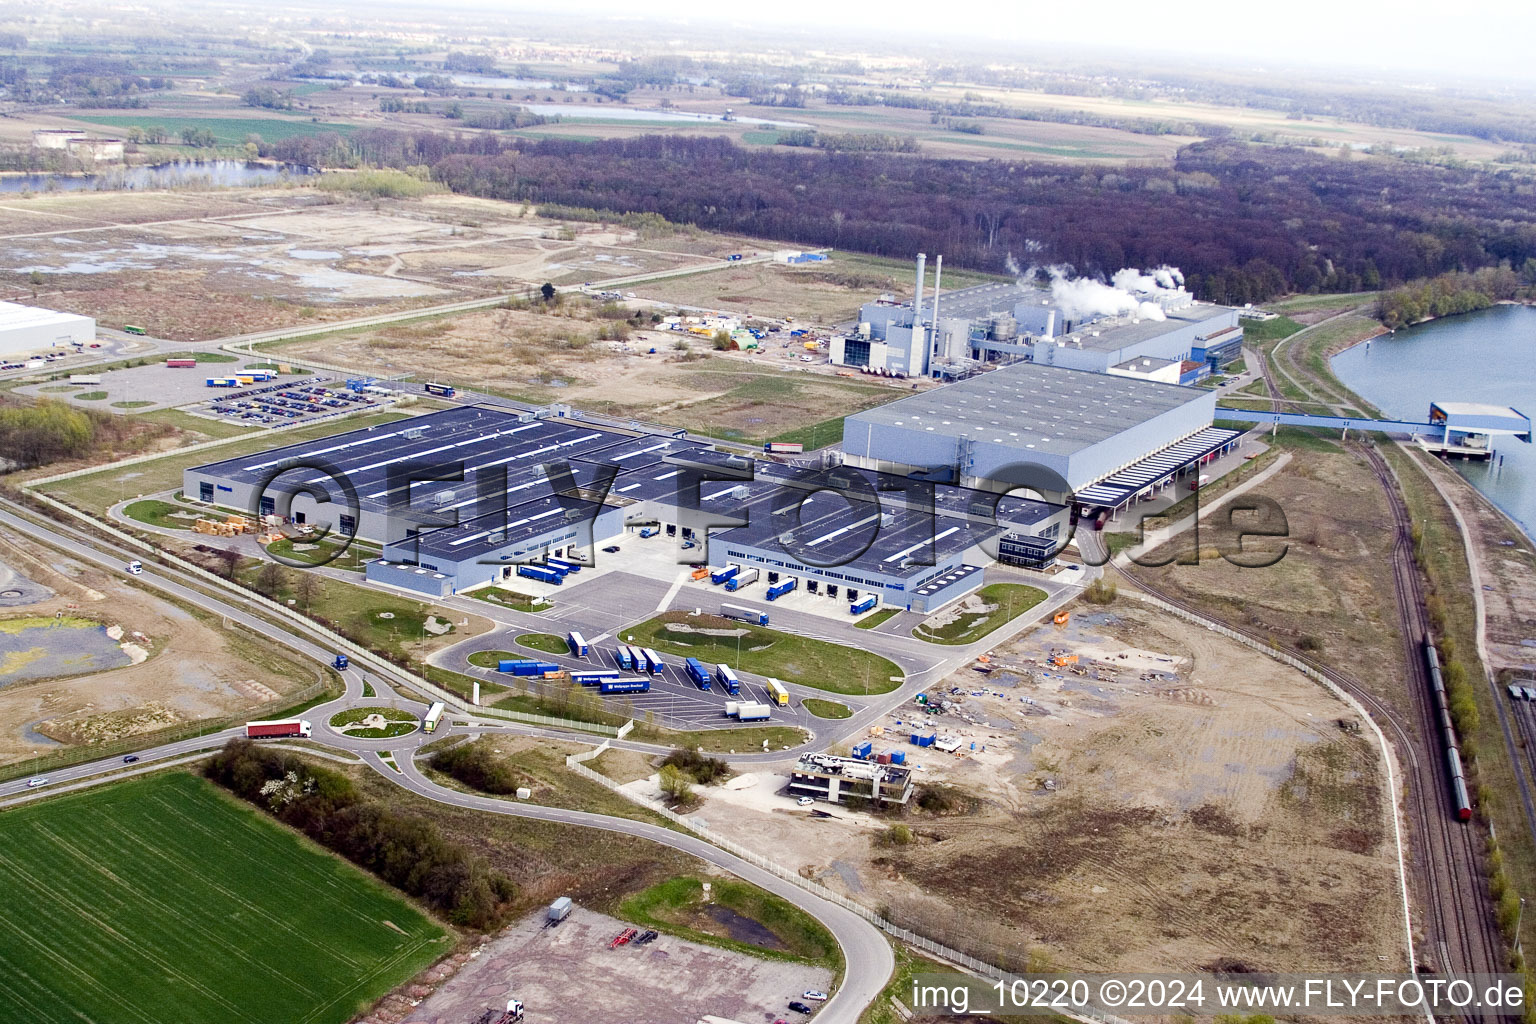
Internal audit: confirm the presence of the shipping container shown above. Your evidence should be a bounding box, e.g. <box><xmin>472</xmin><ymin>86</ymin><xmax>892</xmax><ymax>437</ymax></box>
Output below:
<box><xmin>709</xmin><ymin>564</ymin><xmax>741</xmax><ymax>585</ymax></box>
<box><xmin>852</xmin><ymin>740</ymin><xmax>873</xmax><ymax>759</ymax></box>
<box><xmin>690</xmin><ymin>567</ymin><xmax>711</xmax><ymax>581</ymax></box>
<box><xmin>567</xmin><ymin>631</ymin><xmax>588</xmax><ymax>657</ymax></box>
<box><xmin>715</xmin><ymin>664</ymin><xmax>741</xmax><ymax>696</ymax></box>
<box><xmin>600</xmin><ymin>678</ymin><xmax>651</xmax><ymax>694</ymax></box>
<box><xmin>724</xmin><ymin>567</ymin><xmax>759</xmax><ymax>592</ymax></box>
<box><xmin>548</xmin><ymin>896</ymin><xmax>573</xmax><ymax>923</ymax></box>
<box><xmin>890</xmin><ymin>750</ymin><xmax>907</xmax><ymax>764</ymax></box>
<box><xmin>910</xmin><ymin>733</ymin><xmax>936</xmax><ymax>747</ymax></box>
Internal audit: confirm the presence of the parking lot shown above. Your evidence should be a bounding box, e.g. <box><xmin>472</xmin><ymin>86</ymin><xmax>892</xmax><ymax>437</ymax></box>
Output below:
<box><xmin>192</xmin><ymin>376</ymin><xmax>393</xmax><ymax>425</ymax></box>
<box><xmin>401</xmin><ymin>905</ymin><xmax>833</xmax><ymax>1024</ymax></box>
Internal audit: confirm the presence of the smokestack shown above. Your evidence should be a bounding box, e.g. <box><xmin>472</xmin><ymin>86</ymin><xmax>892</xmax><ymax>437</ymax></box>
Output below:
<box><xmin>930</xmin><ymin>255</ymin><xmax>943</xmax><ymax>358</ymax></box>
<box><xmin>913</xmin><ymin>253</ymin><xmax>926</xmax><ymax>329</ymax></box>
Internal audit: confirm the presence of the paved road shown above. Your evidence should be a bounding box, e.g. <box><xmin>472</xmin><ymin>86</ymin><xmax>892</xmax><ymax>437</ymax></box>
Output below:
<box><xmin>0</xmin><ymin>497</ymin><xmax>895</xmax><ymax>1020</ymax></box>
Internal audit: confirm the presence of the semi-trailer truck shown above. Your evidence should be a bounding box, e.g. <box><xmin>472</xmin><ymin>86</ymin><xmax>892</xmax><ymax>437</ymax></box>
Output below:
<box><xmin>499</xmin><ymin>660</ymin><xmax>562</xmax><ymax>675</ymax></box>
<box><xmin>571</xmin><ymin>669</ymin><xmax>620</xmax><ymax>686</ymax></box>
<box><xmin>709</xmin><ymin>564</ymin><xmax>741</xmax><ymax>585</ymax></box>
<box><xmin>547</xmin><ymin>557</ymin><xmax>581</xmax><ymax>574</ymax></box>
<box><xmin>615</xmin><ymin>647</ymin><xmax>636</xmax><ymax>671</ymax></box>
<box><xmin>600</xmin><ymin>678</ymin><xmax>650</xmax><ymax>694</ymax></box>
<box><xmin>639</xmin><ymin>648</ymin><xmax>665</xmax><ymax>674</ymax></box>
<box><xmin>715</xmin><ymin>664</ymin><xmax>741</xmax><ymax>696</ymax></box>
<box><xmin>719</xmin><ymin>603</ymin><xmax>769</xmax><ymax>626</ymax></box>
<box><xmin>517</xmin><ymin>565</ymin><xmax>563</xmax><ymax>585</ymax></box>
<box><xmin>567</xmin><ymin>631</ymin><xmax>588</xmax><ymax>657</ymax></box>
<box><xmin>736</xmin><ymin>702</ymin><xmax>771</xmax><ymax>721</ymax></box>
<box><xmin>684</xmin><ymin>657</ymin><xmax>713</xmax><ymax>690</ymax></box>
<box><xmin>850</xmin><ymin>596</ymin><xmax>878</xmax><ymax>615</ymax></box>
<box><xmin>245</xmin><ymin>719</ymin><xmax>311</xmax><ymax>738</ymax></box>
<box><xmin>724</xmin><ymin>567</ymin><xmax>759</xmax><ymax>592</ymax></box>
<box><xmin>766</xmin><ymin>578</ymin><xmax>798</xmax><ymax>601</ymax></box>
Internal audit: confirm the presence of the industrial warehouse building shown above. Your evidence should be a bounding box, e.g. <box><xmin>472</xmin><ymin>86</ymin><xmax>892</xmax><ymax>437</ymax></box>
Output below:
<box><xmin>0</xmin><ymin>302</ymin><xmax>95</xmax><ymax>357</ymax></box>
<box><xmin>183</xmin><ymin>405</ymin><xmax>1071</xmax><ymax>610</ymax></box>
<box><xmin>840</xmin><ymin>361</ymin><xmax>1239</xmax><ymax>506</ymax></box>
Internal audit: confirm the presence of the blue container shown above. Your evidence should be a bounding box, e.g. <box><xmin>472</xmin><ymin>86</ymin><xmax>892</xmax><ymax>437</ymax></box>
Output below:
<box><xmin>890</xmin><ymin>750</ymin><xmax>906</xmax><ymax>765</ymax></box>
<box><xmin>852</xmin><ymin>740</ymin><xmax>873</xmax><ymax>759</ymax></box>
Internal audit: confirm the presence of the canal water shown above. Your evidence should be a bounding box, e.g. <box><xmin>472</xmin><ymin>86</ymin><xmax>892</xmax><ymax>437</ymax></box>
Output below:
<box><xmin>0</xmin><ymin>160</ymin><xmax>314</xmax><ymax>194</ymax></box>
<box><xmin>1331</xmin><ymin>303</ymin><xmax>1536</xmax><ymax>537</ymax></box>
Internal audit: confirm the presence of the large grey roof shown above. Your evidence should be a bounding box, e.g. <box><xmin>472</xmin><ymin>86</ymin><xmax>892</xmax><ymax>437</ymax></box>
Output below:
<box><xmin>1049</xmin><ymin>303</ymin><xmax>1234</xmax><ymax>352</ymax></box>
<box><xmin>845</xmin><ymin>362</ymin><xmax>1211</xmax><ymax>459</ymax></box>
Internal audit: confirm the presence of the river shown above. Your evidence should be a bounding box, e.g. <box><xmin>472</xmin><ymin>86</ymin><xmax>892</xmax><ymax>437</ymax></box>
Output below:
<box><xmin>0</xmin><ymin>160</ymin><xmax>314</xmax><ymax>194</ymax></box>
<box><xmin>1331</xmin><ymin>303</ymin><xmax>1536</xmax><ymax>537</ymax></box>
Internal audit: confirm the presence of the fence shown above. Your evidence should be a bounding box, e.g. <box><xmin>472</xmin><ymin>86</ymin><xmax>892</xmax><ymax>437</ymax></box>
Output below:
<box><xmin>563</xmin><ymin>746</ymin><xmax>1131</xmax><ymax>1024</ymax></box>
<box><xmin>15</xmin><ymin>490</ymin><xmax>617</xmax><ymax>738</ymax></box>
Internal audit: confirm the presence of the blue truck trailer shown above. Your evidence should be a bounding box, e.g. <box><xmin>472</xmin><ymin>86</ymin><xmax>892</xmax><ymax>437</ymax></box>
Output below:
<box><xmin>715</xmin><ymin>663</ymin><xmax>741</xmax><ymax>696</ymax></box>
<box><xmin>710</xmin><ymin>564</ymin><xmax>741</xmax><ymax>586</ymax></box>
<box><xmin>600</xmin><ymin>678</ymin><xmax>651</xmax><ymax>694</ymax></box>
<box><xmin>766</xmin><ymin>578</ymin><xmax>798</xmax><ymax>601</ymax></box>
<box><xmin>517</xmin><ymin>565</ymin><xmax>563</xmax><ymax>585</ymax></box>
<box><xmin>684</xmin><ymin>657</ymin><xmax>713</xmax><ymax>690</ymax></box>
<box><xmin>571</xmin><ymin>669</ymin><xmax>620</xmax><ymax>686</ymax></box>
<box><xmin>547</xmin><ymin>557</ymin><xmax>581</xmax><ymax>574</ymax></box>
<box><xmin>850</xmin><ymin>596</ymin><xmax>878</xmax><ymax>615</ymax></box>
<box><xmin>499</xmin><ymin>660</ymin><xmax>561</xmax><ymax>675</ymax></box>
<box><xmin>719</xmin><ymin>603</ymin><xmax>769</xmax><ymax>626</ymax></box>
<box><xmin>567</xmin><ymin>631</ymin><xmax>588</xmax><ymax>657</ymax></box>
<box><xmin>615</xmin><ymin>647</ymin><xmax>635</xmax><ymax>671</ymax></box>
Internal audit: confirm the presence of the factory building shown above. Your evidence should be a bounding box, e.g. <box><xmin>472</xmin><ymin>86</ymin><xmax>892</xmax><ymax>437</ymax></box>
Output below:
<box><xmin>184</xmin><ymin>405</ymin><xmax>1070</xmax><ymax>609</ymax></box>
<box><xmin>0</xmin><ymin>302</ymin><xmax>96</xmax><ymax>358</ymax></box>
<box><xmin>829</xmin><ymin>254</ymin><xmax>1244</xmax><ymax>379</ymax></box>
<box><xmin>840</xmin><ymin>361</ymin><xmax>1238</xmax><ymax>510</ymax></box>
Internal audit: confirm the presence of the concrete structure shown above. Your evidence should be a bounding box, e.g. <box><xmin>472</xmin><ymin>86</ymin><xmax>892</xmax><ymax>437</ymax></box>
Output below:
<box><xmin>0</xmin><ymin>302</ymin><xmax>95</xmax><ymax>357</ymax></box>
<box><xmin>1109</xmin><ymin>355</ymin><xmax>1182</xmax><ymax>385</ymax></box>
<box><xmin>787</xmin><ymin>753</ymin><xmax>913</xmax><ymax>805</ymax></box>
<box><xmin>65</xmin><ymin>137</ymin><xmax>125</xmax><ymax>162</ymax></box>
<box><xmin>841</xmin><ymin>361</ymin><xmax>1227</xmax><ymax>504</ymax></box>
<box><xmin>32</xmin><ymin>129</ymin><xmax>87</xmax><ymax>150</ymax></box>
<box><xmin>185</xmin><ymin>405</ymin><xmax>1068</xmax><ymax>605</ymax></box>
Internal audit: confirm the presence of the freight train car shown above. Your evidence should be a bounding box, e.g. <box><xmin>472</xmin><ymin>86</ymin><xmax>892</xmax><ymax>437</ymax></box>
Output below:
<box><xmin>1425</xmin><ymin>636</ymin><xmax>1472</xmax><ymax>822</ymax></box>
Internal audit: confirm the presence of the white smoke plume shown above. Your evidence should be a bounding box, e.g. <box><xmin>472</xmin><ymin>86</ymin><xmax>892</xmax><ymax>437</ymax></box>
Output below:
<box><xmin>1039</xmin><ymin>264</ymin><xmax>1189</xmax><ymax>324</ymax></box>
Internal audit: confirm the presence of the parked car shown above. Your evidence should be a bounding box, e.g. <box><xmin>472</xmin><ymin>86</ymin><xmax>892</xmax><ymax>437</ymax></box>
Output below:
<box><xmin>788</xmin><ymin>1001</ymin><xmax>813</xmax><ymax>1014</ymax></box>
<box><xmin>803</xmin><ymin>991</ymin><xmax>828</xmax><ymax>1001</ymax></box>
<box><xmin>602</xmin><ymin>545</ymin><xmax>621</xmax><ymax>553</ymax></box>
<box><xmin>797</xmin><ymin>796</ymin><xmax>815</xmax><ymax>806</ymax></box>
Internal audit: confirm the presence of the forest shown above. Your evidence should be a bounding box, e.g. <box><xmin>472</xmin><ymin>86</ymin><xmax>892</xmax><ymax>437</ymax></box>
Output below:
<box><xmin>263</xmin><ymin>130</ymin><xmax>1536</xmax><ymax>305</ymax></box>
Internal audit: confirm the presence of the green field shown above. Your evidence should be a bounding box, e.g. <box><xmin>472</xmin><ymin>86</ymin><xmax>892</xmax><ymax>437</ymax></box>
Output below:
<box><xmin>911</xmin><ymin>583</ymin><xmax>1047</xmax><ymax>645</ymax></box>
<box><xmin>625</xmin><ymin>612</ymin><xmax>903</xmax><ymax>694</ymax></box>
<box><xmin>516</xmin><ymin>632</ymin><xmax>569</xmax><ymax>654</ymax></box>
<box><xmin>0</xmin><ymin>773</ymin><xmax>447</xmax><ymax>1024</ymax></box>
<box><xmin>66</xmin><ymin>114</ymin><xmax>360</xmax><ymax>145</ymax></box>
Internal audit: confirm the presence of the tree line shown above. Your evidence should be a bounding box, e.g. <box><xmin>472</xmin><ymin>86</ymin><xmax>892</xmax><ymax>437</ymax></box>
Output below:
<box><xmin>0</xmin><ymin>399</ymin><xmax>172</xmax><ymax>471</ymax></box>
<box><xmin>260</xmin><ymin>130</ymin><xmax>1536</xmax><ymax>305</ymax></box>
<box><xmin>1377</xmin><ymin>266</ymin><xmax>1536</xmax><ymax>329</ymax></box>
<box><xmin>204</xmin><ymin>740</ymin><xmax>517</xmax><ymax>929</ymax></box>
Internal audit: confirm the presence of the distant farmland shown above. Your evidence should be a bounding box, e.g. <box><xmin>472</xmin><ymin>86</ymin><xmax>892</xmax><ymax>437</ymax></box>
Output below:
<box><xmin>0</xmin><ymin>773</ymin><xmax>448</xmax><ymax>1024</ymax></box>
<box><xmin>65</xmin><ymin>115</ymin><xmax>358</xmax><ymax>145</ymax></box>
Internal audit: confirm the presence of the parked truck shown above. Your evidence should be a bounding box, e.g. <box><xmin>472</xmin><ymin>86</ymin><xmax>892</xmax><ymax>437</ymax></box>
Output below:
<box><xmin>715</xmin><ymin>663</ymin><xmax>741</xmax><ymax>696</ymax></box>
<box><xmin>724</xmin><ymin>567</ymin><xmax>759</xmax><ymax>592</ymax></box>
<box><xmin>517</xmin><ymin>564</ymin><xmax>563</xmax><ymax>585</ymax></box>
<box><xmin>720</xmin><ymin>603</ymin><xmax>769</xmax><ymax>626</ymax></box>
<box><xmin>850</xmin><ymin>596</ymin><xmax>878</xmax><ymax>615</ymax></box>
<box><xmin>547</xmin><ymin>896</ymin><xmax>572</xmax><ymax>924</ymax></box>
<box><xmin>709</xmin><ymin>564</ymin><xmax>741</xmax><ymax>586</ymax></box>
<box><xmin>499</xmin><ymin>660</ymin><xmax>562</xmax><ymax>676</ymax></box>
<box><xmin>600</xmin><ymin>678</ymin><xmax>651</xmax><ymax>694</ymax></box>
<box><xmin>736</xmin><ymin>702</ymin><xmax>771</xmax><ymax>721</ymax></box>
<box><xmin>766</xmin><ymin>578</ymin><xmax>798</xmax><ymax>601</ymax></box>
<box><xmin>684</xmin><ymin>657</ymin><xmax>713</xmax><ymax>690</ymax></box>
<box><xmin>245</xmin><ymin>719</ymin><xmax>311</xmax><ymax>739</ymax></box>
<box><xmin>638</xmin><ymin>527</ymin><xmax>658</xmax><ymax>538</ymax></box>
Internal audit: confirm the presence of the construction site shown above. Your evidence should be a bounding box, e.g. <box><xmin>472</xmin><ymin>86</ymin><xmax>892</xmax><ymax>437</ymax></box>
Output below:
<box><xmin>666</xmin><ymin>600</ymin><xmax>1405</xmax><ymax>975</ymax></box>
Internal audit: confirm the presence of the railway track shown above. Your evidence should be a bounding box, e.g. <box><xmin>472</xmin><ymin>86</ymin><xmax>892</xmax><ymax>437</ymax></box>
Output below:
<box><xmin>1117</xmin><ymin>444</ymin><xmax>1503</xmax><ymax>980</ymax></box>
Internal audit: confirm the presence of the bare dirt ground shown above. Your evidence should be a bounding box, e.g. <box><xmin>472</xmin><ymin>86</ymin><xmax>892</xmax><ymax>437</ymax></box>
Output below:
<box><xmin>689</xmin><ymin>603</ymin><xmax>1404</xmax><ymax>975</ymax></box>
<box><xmin>0</xmin><ymin>529</ymin><xmax>324</xmax><ymax>764</ymax></box>
<box><xmin>1129</xmin><ymin>436</ymin><xmax>1408</xmax><ymax>701</ymax></box>
<box><xmin>277</xmin><ymin>312</ymin><xmax>899</xmax><ymax>440</ymax></box>
<box><xmin>396</xmin><ymin>905</ymin><xmax>832</xmax><ymax>1024</ymax></box>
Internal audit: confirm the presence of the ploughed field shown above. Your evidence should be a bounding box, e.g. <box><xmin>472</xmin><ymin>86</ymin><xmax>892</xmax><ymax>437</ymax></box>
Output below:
<box><xmin>0</xmin><ymin>773</ymin><xmax>448</xmax><ymax>1024</ymax></box>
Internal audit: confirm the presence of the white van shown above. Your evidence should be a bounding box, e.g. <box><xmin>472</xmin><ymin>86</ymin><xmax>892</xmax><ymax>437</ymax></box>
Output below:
<box><xmin>126</xmin><ymin>561</ymin><xmax>143</xmax><ymax>575</ymax></box>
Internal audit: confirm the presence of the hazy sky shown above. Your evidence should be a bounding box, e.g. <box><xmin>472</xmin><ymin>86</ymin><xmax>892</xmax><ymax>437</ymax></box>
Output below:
<box><xmin>529</xmin><ymin>0</ymin><xmax>1536</xmax><ymax>83</ymax></box>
